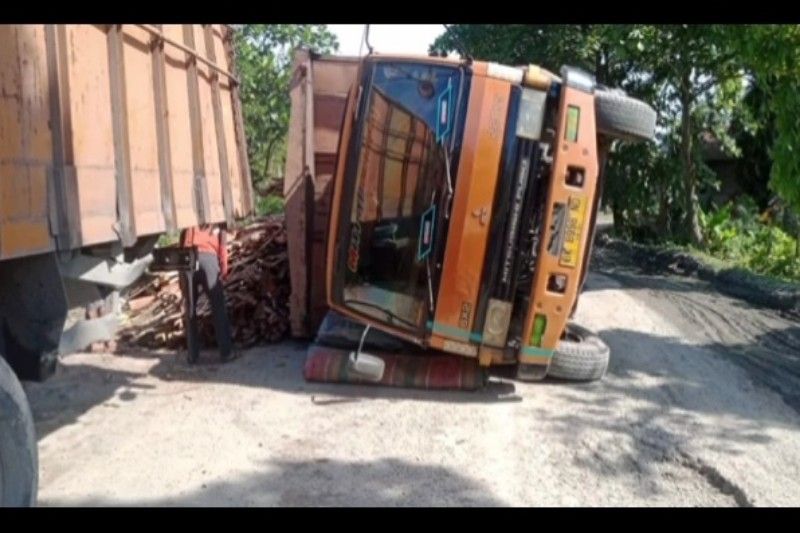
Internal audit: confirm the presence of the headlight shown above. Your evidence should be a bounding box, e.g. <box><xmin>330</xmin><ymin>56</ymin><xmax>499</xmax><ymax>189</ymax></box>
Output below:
<box><xmin>482</xmin><ymin>298</ymin><xmax>512</xmax><ymax>348</ymax></box>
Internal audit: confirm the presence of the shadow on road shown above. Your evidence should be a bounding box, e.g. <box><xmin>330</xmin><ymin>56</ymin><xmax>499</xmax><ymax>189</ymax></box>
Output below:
<box><xmin>41</xmin><ymin>456</ymin><xmax>506</xmax><ymax>506</ymax></box>
<box><xmin>144</xmin><ymin>341</ymin><xmax>522</xmax><ymax>405</ymax></box>
<box><xmin>24</xmin><ymin>341</ymin><xmax>522</xmax><ymax>441</ymax></box>
<box><xmin>24</xmin><ymin>362</ymin><xmax>155</xmax><ymax>440</ymax></box>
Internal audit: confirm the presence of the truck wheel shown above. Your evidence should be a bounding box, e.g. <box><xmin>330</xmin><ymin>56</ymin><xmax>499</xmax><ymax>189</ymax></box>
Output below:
<box><xmin>595</xmin><ymin>89</ymin><xmax>657</xmax><ymax>142</ymax></box>
<box><xmin>547</xmin><ymin>323</ymin><xmax>610</xmax><ymax>382</ymax></box>
<box><xmin>0</xmin><ymin>356</ymin><xmax>37</xmax><ymax>506</ymax></box>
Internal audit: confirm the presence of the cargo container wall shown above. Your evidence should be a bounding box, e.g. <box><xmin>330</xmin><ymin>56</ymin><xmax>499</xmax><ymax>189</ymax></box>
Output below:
<box><xmin>284</xmin><ymin>50</ymin><xmax>359</xmax><ymax>337</ymax></box>
<box><xmin>0</xmin><ymin>25</ymin><xmax>54</xmax><ymax>260</ymax></box>
<box><xmin>0</xmin><ymin>24</ymin><xmax>253</xmax><ymax>262</ymax></box>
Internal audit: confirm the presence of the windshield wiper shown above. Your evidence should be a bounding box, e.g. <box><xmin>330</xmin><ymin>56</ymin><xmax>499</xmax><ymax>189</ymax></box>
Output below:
<box><xmin>343</xmin><ymin>298</ymin><xmax>420</xmax><ymax>331</ymax></box>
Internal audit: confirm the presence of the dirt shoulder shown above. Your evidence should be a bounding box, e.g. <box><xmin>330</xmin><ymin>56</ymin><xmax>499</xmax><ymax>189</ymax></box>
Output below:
<box><xmin>594</xmin><ymin>234</ymin><xmax>800</xmax><ymax>313</ymax></box>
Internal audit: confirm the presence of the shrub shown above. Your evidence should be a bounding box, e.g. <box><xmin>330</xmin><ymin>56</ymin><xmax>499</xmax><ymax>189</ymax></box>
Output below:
<box><xmin>700</xmin><ymin>197</ymin><xmax>800</xmax><ymax>281</ymax></box>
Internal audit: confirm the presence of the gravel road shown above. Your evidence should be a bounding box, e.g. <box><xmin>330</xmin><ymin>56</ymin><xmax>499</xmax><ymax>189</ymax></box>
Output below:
<box><xmin>24</xmin><ymin>256</ymin><xmax>800</xmax><ymax>506</ymax></box>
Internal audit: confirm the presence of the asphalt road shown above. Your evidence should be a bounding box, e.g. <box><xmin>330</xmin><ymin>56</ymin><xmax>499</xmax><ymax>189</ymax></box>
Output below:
<box><xmin>24</xmin><ymin>260</ymin><xmax>800</xmax><ymax>506</ymax></box>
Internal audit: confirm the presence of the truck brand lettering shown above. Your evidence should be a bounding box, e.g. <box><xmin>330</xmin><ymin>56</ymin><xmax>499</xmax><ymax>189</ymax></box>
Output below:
<box><xmin>459</xmin><ymin>301</ymin><xmax>472</xmax><ymax>329</ymax></box>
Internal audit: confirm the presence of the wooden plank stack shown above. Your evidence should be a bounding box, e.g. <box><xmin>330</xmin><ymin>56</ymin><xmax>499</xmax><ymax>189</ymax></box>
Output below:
<box><xmin>117</xmin><ymin>215</ymin><xmax>290</xmax><ymax>350</ymax></box>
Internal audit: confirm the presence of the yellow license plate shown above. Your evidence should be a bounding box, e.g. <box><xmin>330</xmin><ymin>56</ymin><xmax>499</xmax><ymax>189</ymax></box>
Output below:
<box><xmin>560</xmin><ymin>196</ymin><xmax>587</xmax><ymax>268</ymax></box>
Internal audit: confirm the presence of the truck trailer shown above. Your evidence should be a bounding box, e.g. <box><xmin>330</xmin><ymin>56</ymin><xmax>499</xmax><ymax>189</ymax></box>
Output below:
<box><xmin>0</xmin><ymin>24</ymin><xmax>253</xmax><ymax>506</ymax></box>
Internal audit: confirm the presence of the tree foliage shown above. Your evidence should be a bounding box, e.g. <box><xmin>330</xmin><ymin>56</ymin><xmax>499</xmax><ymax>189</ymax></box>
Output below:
<box><xmin>730</xmin><ymin>25</ymin><xmax>800</xmax><ymax>214</ymax></box>
<box><xmin>233</xmin><ymin>25</ymin><xmax>338</xmax><ymax>187</ymax></box>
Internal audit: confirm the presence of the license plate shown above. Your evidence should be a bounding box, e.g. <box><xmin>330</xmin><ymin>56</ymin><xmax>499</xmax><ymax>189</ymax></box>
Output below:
<box><xmin>559</xmin><ymin>196</ymin><xmax>587</xmax><ymax>268</ymax></box>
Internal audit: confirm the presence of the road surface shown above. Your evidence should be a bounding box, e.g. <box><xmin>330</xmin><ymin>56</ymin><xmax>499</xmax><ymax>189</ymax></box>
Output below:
<box><xmin>24</xmin><ymin>255</ymin><xmax>800</xmax><ymax>506</ymax></box>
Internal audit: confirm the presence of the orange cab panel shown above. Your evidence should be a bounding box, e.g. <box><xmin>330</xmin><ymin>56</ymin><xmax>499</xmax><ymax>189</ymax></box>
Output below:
<box><xmin>430</xmin><ymin>75</ymin><xmax>510</xmax><ymax>347</ymax></box>
<box><xmin>519</xmin><ymin>83</ymin><xmax>599</xmax><ymax>366</ymax></box>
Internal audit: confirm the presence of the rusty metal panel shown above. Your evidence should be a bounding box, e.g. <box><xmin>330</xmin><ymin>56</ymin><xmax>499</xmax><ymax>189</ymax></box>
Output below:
<box><xmin>192</xmin><ymin>24</ymin><xmax>225</xmax><ymax>224</ymax></box>
<box><xmin>107</xmin><ymin>24</ymin><xmax>137</xmax><ymax>247</ymax></box>
<box><xmin>162</xmin><ymin>24</ymin><xmax>199</xmax><ymax>229</ymax></box>
<box><xmin>221</xmin><ymin>27</ymin><xmax>253</xmax><ymax>217</ymax></box>
<box><xmin>182</xmin><ymin>25</ymin><xmax>210</xmax><ymax>224</ymax></box>
<box><xmin>52</xmin><ymin>25</ymin><xmax>83</xmax><ymax>250</ymax></box>
<box><xmin>120</xmin><ymin>25</ymin><xmax>165</xmax><ymax>237</ymax></box>
<box><xmin>150</xmin><ymin>25</ymin><xmax>177</xmax><ymax>232</ymax></box>
<box><xmin>211</xmin><ymin>25</ymin><xmax>240</xmax><ymax>219</ymax></box>
<box><xmin>0</xmin><ymin>24</ymin><xmax>251</xmax><ymax>263</ymax></box>
<box><xmin>203</xmin><ymin>24</ymin><xmax>234</xmax><ymax>228</ymax></box>
<box><xmin>64</xmin><ymin>25</ymin><xmax>119</xmax><ymax>247</ymax></box>
<box><xmin>308</xmin><ymin>58</ymin><xmax>359</xmax><ymax>334</ymax></box>
<box><xmin>284</xmin><ymin>50</ymin><xmax>359</xmax><ymax>337</ymax></box>
<box><xmin>212</xmin><ymin>25</ymin><xmax>246</xmax><ymax>221</ymax></box>
<box><xmin>285</xmin><ymin>49</ymin><xmax>313</xmax><ymax>337</ymax></box>
<box><xmin>219</xmin><ymin>73</ymin><xmax>244</xmax><ymax>218</ymax></box>
<box><xmin>312</xmin><ymin>59</ymin><xmax>360</xmax><ymax>94</ymax></box>
<box><xmin>0</xmin><ymin>25</ymin><xmax>54</xmax><ymax>260</ymax></box>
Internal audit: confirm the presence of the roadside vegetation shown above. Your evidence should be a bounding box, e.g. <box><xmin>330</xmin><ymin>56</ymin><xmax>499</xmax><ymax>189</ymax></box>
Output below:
<box><xmin>232</xmin><ymin>25</ymin><xmax>339</xmax><ymax>216</ymax></box>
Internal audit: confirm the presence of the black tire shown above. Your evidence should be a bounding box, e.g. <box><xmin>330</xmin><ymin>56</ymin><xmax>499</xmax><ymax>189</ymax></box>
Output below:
<box><xmin>595</xmin><ymin>89</ymin><xmax>657</xmax><ymax>142</ymax></box>
<box><xmin>0</xmin><ymin>356</ymin><xmax>38</xmax><ymax>506</ymax></box>
<box><xmin>547</xmin><ymin>323</ymin><xmax>609</xmax><ymax>382</ymax></box>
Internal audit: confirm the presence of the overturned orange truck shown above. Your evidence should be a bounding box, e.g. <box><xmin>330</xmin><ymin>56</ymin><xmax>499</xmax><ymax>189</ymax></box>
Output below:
<box><xmin>285</xmin><ymin>50</ymin><xmax>655</xmax><ymax>384</ymax></box>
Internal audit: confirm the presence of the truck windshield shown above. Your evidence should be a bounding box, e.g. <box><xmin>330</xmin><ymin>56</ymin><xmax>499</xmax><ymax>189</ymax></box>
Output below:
<box><xmin>339</xmin><ymin>61</ymin><xmax>463</xmax><ymax>334</ymax></box>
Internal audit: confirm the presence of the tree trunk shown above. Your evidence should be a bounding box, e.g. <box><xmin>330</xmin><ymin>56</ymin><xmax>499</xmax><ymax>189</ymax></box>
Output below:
<box><xmin>656</xmin><ymin>181</ymin><xmax>671</xmax><ymax>238</ymax></box>
<box><xmin>680</xmin><ymin>74</ymin><xmax>704</xmax><ymax>247</ymax></box>
<box><xmin>262</xmin><ymin>136</ymin><xmax>278</xmax><ymax>187</ymax></box>
<box><xmin>796</xmin><ymin>227</ymin><xmax>800</xmax><ymax>260</ymax></box>
<box><xmin>595</xmin><ymin>48</ymin><xmax>607</xmax><ymax>86</ymax></box>
<box><xmin>611</xmin><ymin>199</ymin><xmax>626</xmax><ymax>237</ymax></box>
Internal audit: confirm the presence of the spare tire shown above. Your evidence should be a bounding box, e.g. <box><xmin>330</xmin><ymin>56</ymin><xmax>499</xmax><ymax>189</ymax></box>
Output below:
<box><xmin>0</xmin><ymin>356</ymin><xmax>37</xmax><ymax>506</ymax></box>
<box><xmin>547</xmin><ymin>323</ymin><xmax>610</xmax><ymax>381</ymax></box>
<box><xmin>595</xmin><ymin>89</ymin><xmax>657</xmax><ymax>142</ymax></box>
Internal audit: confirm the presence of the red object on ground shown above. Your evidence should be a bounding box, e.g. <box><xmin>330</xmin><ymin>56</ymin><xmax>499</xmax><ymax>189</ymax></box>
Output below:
<box><xmin>303</xmin><ymin>344</ymin><xmax>485</xmax><ymax>391</ymax></box>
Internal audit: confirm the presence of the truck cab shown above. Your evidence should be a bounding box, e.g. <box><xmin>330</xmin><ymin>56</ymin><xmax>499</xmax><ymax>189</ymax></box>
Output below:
<box><xmin>311</xmin><ymin>54</ymin><xmax>655</xmax><ymax>380</ymax></box>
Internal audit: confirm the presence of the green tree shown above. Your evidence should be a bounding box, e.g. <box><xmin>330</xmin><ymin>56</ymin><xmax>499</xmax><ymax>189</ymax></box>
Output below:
<box><xmin>233</xmin><ymin>25</ymin><xmax>338</xmax><ymax>189</ymax></box>
<box><xmin>432</xmin><ymin>25</ymin><xmax>629</xmax><ymax>86</ymax></box>
<box><xmin>732</xmin><ymin>25</ymin><xmax>800</xmax><ymax>216</ymax></box>
<box><xmin>617</xmin><ymin>25</ymin><xmax>746</xmax><ymax>246</ymax></box>
<box><xmin>732</xmin><ymin>80</ymin><xmax>776</xmax><ymax>209</ymax></box>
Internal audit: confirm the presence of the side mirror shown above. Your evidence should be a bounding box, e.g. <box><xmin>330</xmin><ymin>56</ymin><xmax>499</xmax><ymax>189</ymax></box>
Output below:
<box><xmin>347</xmin><ymin>350</ymin><xmax>385</xmax><ymax>382</ymax></box>
<box><xmin>346</xmin><ymin>324</ymin><xmax>386</xmax><ymax>382</ymax></box>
